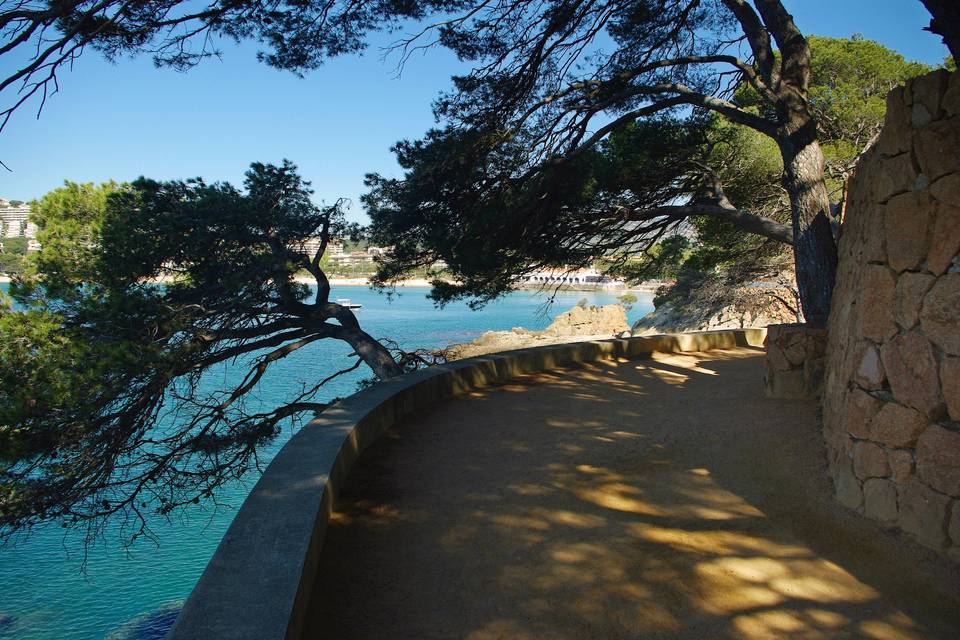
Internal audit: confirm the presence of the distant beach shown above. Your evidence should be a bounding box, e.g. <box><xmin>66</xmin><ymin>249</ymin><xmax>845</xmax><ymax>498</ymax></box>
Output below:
<box><xmin>0</xmin><ymin>273</ymin><xmax>659</xmax><ymax>292</ymax></box>
<box><xmin>316</xmin><ymin>276</ymin><xmax>662</xmax><ymax>292</ymax></box>
<box><xmin>302</xmin><ymin>276</ymin><xmax>436</xmax><ymax>287</ymax></box>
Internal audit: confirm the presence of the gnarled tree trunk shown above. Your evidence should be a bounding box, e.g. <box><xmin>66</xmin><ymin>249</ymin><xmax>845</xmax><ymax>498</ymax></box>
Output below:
<box><xmin>778</xmin><ymin>121</ymin><xmax>838</xmax><ymax>328</ymax></box>
<box><xmin>324</xmin><ymin>304</ymin><xmax>405</xmax><ymax>379</ymax></box>
<box><xmin>339</xmin><ymin>326</ymin><xmax>405</xmax><ymax>379</ymax></box>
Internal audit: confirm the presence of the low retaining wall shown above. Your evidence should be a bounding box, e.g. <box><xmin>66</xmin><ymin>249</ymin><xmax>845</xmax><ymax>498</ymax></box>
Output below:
<box><xmin>764</xmin><ymin>324</ymin><xmax>828</xmax><ymax>399</ymax></box>
<box><xmin>168</xmin><ymin>329</ymin><xmax>765</xmax><ymax>640</ymax></box>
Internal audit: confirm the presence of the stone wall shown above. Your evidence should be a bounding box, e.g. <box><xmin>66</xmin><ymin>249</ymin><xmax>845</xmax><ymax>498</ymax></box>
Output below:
<box><xmin>764</xmin><ymin>324</ymin><xmax>827</xmax><ymax>399</ymax></box>
<box><xmin>823</xmin><ymin>69</ymin><xmax>960</xmax><ymax>560</ymax></box>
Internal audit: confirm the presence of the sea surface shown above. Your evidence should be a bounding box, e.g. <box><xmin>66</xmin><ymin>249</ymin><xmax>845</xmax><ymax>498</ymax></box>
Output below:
<box><xmin>0</xmin><ymin>284</ymin><xmax>653</xmax><ymax>639</ymax></box>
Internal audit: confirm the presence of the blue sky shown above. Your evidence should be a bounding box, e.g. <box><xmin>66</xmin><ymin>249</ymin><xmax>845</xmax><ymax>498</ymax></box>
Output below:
<box><xmin>0</xmin><ymin>0</ymin><xmax>949</xmax><ymax>223</ymax></box>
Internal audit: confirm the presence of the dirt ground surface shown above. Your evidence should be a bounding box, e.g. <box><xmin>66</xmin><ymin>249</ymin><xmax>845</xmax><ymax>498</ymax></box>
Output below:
<box><xmin>306</xmin><ymin>348</ymin><xmax>960</xmax><ymax>639</ymax></box>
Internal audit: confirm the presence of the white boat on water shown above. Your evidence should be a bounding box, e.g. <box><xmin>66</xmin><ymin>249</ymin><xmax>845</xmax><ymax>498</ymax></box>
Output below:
<box><xmin>335</xmin><ymin>297</ymin><xmax>362</xmax><ymax>309</ymax></box>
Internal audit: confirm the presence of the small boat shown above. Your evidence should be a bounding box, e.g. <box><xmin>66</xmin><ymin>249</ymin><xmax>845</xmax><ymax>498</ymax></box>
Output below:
<box><xmin>335</xmin><ymin>297</ymin><xmax>362</xmax><ymax>309</ymax></box>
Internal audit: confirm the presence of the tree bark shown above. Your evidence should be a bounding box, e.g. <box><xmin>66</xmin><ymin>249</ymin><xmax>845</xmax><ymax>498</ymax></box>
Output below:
<box><xmin>323</xmin><ymin>304</ymin><xmax>404</xmax><ymax>379</ymax></box>
<box><xmin>777</xmin><ymin>120</ymin><xmax>838</xmax><ymax>328</ymax></box>
<box><xmin>337</xmin><ymin>326</ymin><xmax>405</xmax><ymax>379</ymax></box>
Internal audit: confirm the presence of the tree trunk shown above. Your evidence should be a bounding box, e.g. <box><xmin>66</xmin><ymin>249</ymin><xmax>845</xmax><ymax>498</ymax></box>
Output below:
<box><xmin>338</xmin><ymin>326</ymin><xmax>405</xmax><ymax>379</ymax></box>
<box><xmin>778</xmin><ymin>121</ymin><xmax>838</xmax><ymax>328</ymax></box>
<box><xmin>323</xmin><ymin>303</ymin><xmax>404</xmax><ymax>379</ymax></box>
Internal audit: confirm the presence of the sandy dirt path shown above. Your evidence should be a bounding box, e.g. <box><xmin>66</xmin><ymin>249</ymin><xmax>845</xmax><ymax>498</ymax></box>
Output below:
<box><xmin>307</xmin><ymin>348</ymin><xmax>960</xmax><ymax>639</ymax></box>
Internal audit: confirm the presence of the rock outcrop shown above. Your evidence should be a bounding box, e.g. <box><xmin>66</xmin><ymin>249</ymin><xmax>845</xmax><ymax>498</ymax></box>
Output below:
<box><xmin>822</xmin><ymin>69</ymin><xmax>960</xmax><ymax>561</ymax></box>
<box><xmin>540</xmin><ymin>304</ymin><xmax>630</xmax><ymax>337</ymax></box>
<box><xmin>448</xmin><ymin>304</ymin><xmax>629</xmax><ymax>360</ymax></box>
<box><xmin>632</xmin><ymin>280</ymin><xmax>800</xmax><ymax>335</ymax></box>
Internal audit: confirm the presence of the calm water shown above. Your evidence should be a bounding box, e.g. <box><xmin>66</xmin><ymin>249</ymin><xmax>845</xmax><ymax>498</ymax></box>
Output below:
<box><xmin>0</xmin><ymin>284</ymin><xmax>652</xmax><ymax>639</ymax></box>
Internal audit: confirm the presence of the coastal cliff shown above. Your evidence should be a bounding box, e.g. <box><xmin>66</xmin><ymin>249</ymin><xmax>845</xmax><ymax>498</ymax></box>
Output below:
<box><xmin>631</xmin><ymin>277</ymin><xmax>801</xmax><ymax>335</ymax></box>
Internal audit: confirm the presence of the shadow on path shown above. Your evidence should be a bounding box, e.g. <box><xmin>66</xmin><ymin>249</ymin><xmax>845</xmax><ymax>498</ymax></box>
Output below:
<box><xmin>306</xmin><ymin>348</ymin><xmax>960</xmax><ymax>639</ymax></box>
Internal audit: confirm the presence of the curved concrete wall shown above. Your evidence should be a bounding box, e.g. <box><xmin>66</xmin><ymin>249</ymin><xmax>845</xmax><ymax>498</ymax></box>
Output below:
<box><xmin>168</xmin><ymin>329</ymin><xmax>765</xmax><ymax>640</ymax></box>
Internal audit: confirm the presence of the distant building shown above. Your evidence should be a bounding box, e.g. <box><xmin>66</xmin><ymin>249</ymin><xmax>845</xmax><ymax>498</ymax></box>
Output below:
<box><xmin>26</xmin><ymin>239</ymin><xmax>41</xmax><ymax>252</ymax></box>
<box><xmin>0</xmin><ymin>198</ymin><xmax>34</xmax><ymax>238</ymax></box>
<box><xmin>293</xmin><ymin>237</ymin><xmax>346</xmax><ymax>260</ymax></box>
<box><xmin>323</xmin><ymin>244</ymin><xmax>392</xmax><ymax>268</ymax></box>
<box><xmin>518</xmin><ymin>268</ymin><xmax>625</xmax><ymax>289</ymax></box>
<box><xmin>328</xmin><ymin>250</ymin><xmax>374</xmax><ymax>267</ymax></box>
<box><xmin>285</xmin><ymin>240</ymin><xmax>392</xmax><ymax>269</ymax></box>
<box><xmin>298</xmin><ymin>237</ymin><xmax>344</xmax><ymax>258</ymax></box>
<box><xmin>365</xmin><ymin>245</ymin><xmax>391</xmax><ymax>257</ymax></box>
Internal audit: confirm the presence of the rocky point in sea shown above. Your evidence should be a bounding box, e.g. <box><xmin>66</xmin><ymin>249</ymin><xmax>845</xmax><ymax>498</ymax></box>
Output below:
<box><xmin>446</xmin><ymin>303</ymin><xmax>631</xmax><ymax>359</ymax></box>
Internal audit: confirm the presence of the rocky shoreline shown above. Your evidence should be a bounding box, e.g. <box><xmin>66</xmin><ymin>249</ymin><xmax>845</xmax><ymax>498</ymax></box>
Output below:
<box><xmin>446</xmin><ymin>304</ymin><xmax>632</xmax><ymax>360</ymax></box>
<box><xmin>445</xmin><ymin>293</ymin><xmax>791</xmax><ymax>361</ymax></box>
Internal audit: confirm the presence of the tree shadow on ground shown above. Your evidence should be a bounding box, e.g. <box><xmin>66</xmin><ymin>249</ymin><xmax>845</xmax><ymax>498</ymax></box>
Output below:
<box><xmin>306</xmin><ymin>348</ymin><xmax>960</xmax><ymax>639</ymax></box>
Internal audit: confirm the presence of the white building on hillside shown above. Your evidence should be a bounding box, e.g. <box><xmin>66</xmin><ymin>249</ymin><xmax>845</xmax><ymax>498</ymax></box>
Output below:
<box><xmin>299</xmin><ymin>237</ymin><xmax>345</xmax><ymax>258</ymax></box>
<box><xmin>519</xmin><ymin>268</ymin><xmax>625</xmax><ymax>289</ymax></box>
<box><xmin>0</xmin><ymin>198</ymin><xmax>34</xmax><ymax>238</ymax></box>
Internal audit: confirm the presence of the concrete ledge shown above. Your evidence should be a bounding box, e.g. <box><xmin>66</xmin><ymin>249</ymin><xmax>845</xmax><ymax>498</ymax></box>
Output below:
<box><xmin>167</xmin><ymin>328</ymin><xmax>766</xmax><ymax>640</ymax></box>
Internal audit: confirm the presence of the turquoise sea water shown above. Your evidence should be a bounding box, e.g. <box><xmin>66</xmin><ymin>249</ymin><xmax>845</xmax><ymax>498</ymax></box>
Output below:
<box><xmin>0</xmin><ymin>284</ymin><xmax>653</xmax><ymax>639</ymax></box>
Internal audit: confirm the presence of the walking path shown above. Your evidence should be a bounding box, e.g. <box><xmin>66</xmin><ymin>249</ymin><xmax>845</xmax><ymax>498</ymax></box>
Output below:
<box><xmin>307</xmin><ymin>347</ymin><xmax>960</xmax><ymax>639</ymax></box>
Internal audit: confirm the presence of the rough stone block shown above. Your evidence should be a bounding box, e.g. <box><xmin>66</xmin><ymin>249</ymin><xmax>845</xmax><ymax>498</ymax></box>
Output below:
<box><xmin>847</xmin><ymin>388</ymin><xmax>884</xmax><ymax>439</ymax></box>
<box><xmin>920</xmin><ymin>274</ymin><xmax>960</xmax><ymax>356</ymax></box>
<box><xmin>888</xmin><ymin>449</ymin><xmax>914</xmax><ymax>484</ymax></box>
<box><xmin>915</xmin><ymin>119</ymin><xmax>960</xmax><ymax>181</ymax></box>
<box><xmin>881</xmin><ymin>332</ymin><xmax>943</xmax><ymax>416</ymax></box>
<box><xmin>950</xmin><ymin>501</ymin><xmax>960</xmax><ymax>547</ymax></box>
<box><xmin>928</xmin><ymin>202</ymin><xmax>960</xmax><ymax>275</ymax></box>
<box><xmin>854</xmin><ymin>345</ymin><xmax>885</xmax><ymax>389</ymax></box>
<box><xmin>859</xmin><ymin>265</ymin><xmax>898</xmax><ymax>342</ymax></box>
<box><xmin>804</xmin><ymin>358</ymin><xmax>826</xmax><ymax>397</ymax></box>
<box><xmin>763</xmin><ymin>325</ymin><xmax>826</xmax><ymax>399</ymax></box>
<box><xmin>893</xmin><ymin>271</ymin><xmax>935</xmax><ymax>330</ymax></box>
<box><xmin>870</xmin><ymin>402</ymin><xmax>928</xmax><ymax>448</ymax></box>
<box><xmin>853</xmin><ymin>441</ymin><xmax>891</xmax><ymax>479</ymax></box>
<box><xmin>944</xmin><ymin>75</ymin><xmax>960</xmax><ymax>117</ymax></box>
<box><xmin>911</xmin><ymin>69</ymin><xmax>949</xmax><ymax>122</ymax></box>
<box><xmin>941</xmin><ymin>357</ymin><xmax>960</xmax><ymax>422</ymax></box>
<box><xmin>912</xmin><ymin>101</ymin><xmax>934</xmax><ymax>128</ymax></box>
<box><xmin>764</xmin><ymin>367</ymin><xmax>805</xmax><ymax>399</ymax></box>
<box><xmin>834</xmin><ymin>460</ymin><xmax>863</xmax><ymax>511</ymax></box>
<box><xmin>879</xmin><ymin>86</ymin><xmax>912</xmax><ymax>156</ymax></box>
<box><xmin>917</xmin><ymin>425</ymin><xmax>960</xmax><ymax>497</ymax></box>
<box><xmin>876</xmin><ymin>153</ymin><xmax>917</xmax><ymax>202</ymax></box>
<box><xmin>930</xmin><ymin>172</ymin><xmax>960</xmax><ymax>208</ymax></box>
<box><xmin>885</xmin><ymin>191</ymin><xmax>932</xmax><ymax>272</ymax></box>
<box><xmin>861</xmin><ymin>203</ymin><xmax>887</xmax><ymax>264</ymax></box>
<box><xmin>766</xmin><ymin>342</ymin><xmax>792</xmax><ymax>371</ymax></box>
<box><xmin>830</xmin><ymin>433</ymin><xmax>855</xmax><ymax>467</ymax></box>
<box><xmin>899</xmin><ymin>480</ymin><xmax>951</xmax><ymax>550</ymax></box>
<box><xmin>784</xmin><ymin>340</ymin><xmax>808</xmax><ymax>366</ymax></box>
<box><xmin>864</xmin><ymin>478</ymin><xmax>899</xmax><ymax>522</ymax></box>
